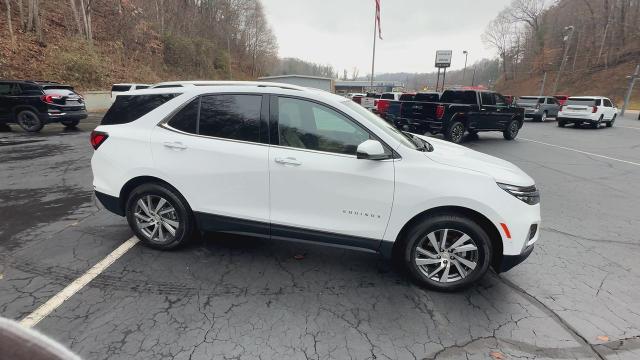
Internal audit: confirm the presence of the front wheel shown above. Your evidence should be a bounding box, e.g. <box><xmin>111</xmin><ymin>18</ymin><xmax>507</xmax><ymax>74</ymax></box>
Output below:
<box><xmin>503</xmin><ymin>119</ymin><xmax>520</xmax><ymax>140</ymax></box>
<box><xmin>401</xmin><ymin>213</ymin><xmax>492</xmax><ymax>292</ymax></box>
<box><xmin>126</xmin><ymin>183</ymin><xmax>194</xmax><ymax>250</ymax></box>
<box><xmin>61</xmin><ymin>119</ymin><xmax>80</xmax><ymax>128</ymax></box>
<box><xmin>16</xmin><ymin>110</ymin><xmax>44</xmax><ymax>132</ymax></box>
<box><xmin>445</xmin><ymin>121</ymin><xmax>466</xmax><ymax>144</ymax></box>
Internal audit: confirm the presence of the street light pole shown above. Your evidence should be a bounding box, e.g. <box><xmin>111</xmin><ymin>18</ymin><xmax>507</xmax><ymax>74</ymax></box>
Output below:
<box><xmin>621</xmin><ymin>64</ymin><xmax>639</xmax><ymax>117</ymax></box>
<box><xmin>552</xmin><ymin>26</ymin><xmax>574</xmax><ymax>95</ymax></box>
<box><xmin>462</xmin><ymin>51</ymin><xmax>468</xmax><ymax>84</ymax></box>
<box><xmin>471</xmin><ymin>66</ymin><xmax>476</xmax><ymax>87</ymax></box>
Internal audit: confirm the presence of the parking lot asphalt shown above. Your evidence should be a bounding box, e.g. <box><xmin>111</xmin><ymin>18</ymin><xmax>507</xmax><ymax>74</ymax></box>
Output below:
<box><xmin>1</xmin><ymin>112</ymin><xmax>639</xmax><ymax>360</ymax></box>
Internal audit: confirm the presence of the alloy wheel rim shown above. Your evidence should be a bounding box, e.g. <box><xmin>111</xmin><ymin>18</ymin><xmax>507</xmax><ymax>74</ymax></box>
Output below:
<box><xmin>19</xmin><ymin>113</ymin><xmax>39</xmax><ymax>130</ymax></box>
<box><xmin>134</xmin><ymin>195</ymin><xmax>179</xmax><ymax>244</ymax></box>
<box><xmin>542</xmin><ymin>113</ymin><xmax>546</xmax><ymax>122</ymax></box>
<box><xmin>510</xmin><ymin>122</ymin><xmax>518</xmax><ymax>136</ymax></box>
<box><xmin>414</xmin><ymin>229</ymin><xmax>479</xmax><ymax>283</ymax></box>
<box><xmin>452</xmin><ymin>125</ymin><xmax>464</xmax><ymax>142</ymax></box>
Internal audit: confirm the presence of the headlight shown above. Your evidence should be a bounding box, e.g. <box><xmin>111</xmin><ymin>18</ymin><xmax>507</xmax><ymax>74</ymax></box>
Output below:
<box><xmin>497</xmin><ymin>183</ymin><xmax>540</xmax><ymax>205</ymax></box>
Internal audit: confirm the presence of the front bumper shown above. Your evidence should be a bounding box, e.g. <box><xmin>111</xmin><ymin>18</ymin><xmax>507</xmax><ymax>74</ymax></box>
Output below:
<box><xmin>499</xmin><ymin>244</ymin><xmax>534</xmax><ymax>272</ymax></box>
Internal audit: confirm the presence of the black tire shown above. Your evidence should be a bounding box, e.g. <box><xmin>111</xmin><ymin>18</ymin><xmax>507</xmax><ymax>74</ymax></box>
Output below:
<box><xmin>125</xmin><ymin>183</ymin><xmax>194</xmax><ymax>250</ymax></box>
<box><xmin>445</xmin><ymin>121</ymin><xmax>465</xmax><ymax>144</ymax></box>
<box><xmin>540</xmin><ymin>111</ymin><xmax>548</xmax><ymax>122</ymax></box>
<box><xmin>557</xmin><ymin>120</ymin><xmax>566</xmax><ymax>127</ymax></box>
<box><xmin>61</xmin><ymin>119</ymin><xmax>80</xmax><ymax>128</ymax></box>
<box><xmin>16</xmin><ymin>110</ymin><xmax>44</xmax><ymax>132</ymax></box>
<box><xmin>401</xmin><ymin>213</ymin><xmax>492</xmax><ymax>292</ymax></box>
<box><xmin>606</xmin><ymin>115</ymin><xmax>616</xmax><ymax>127</ymax></box>
<box><xmin>503</xmin><ymin>119</ymin><xmax>520</xmax><ymax>140</ymax></box>
<box><xmin>591</xmin><ymin>115</ymin><xmax>603</xmax><ymax>129</ymax></box>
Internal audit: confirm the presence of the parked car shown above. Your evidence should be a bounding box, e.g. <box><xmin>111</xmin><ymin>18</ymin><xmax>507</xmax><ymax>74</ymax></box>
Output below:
<box><xmin>91</xmin><ymin>82</ymin><xmax>540</xmax><ymax>291</ymax></box>
<box><xmin>557</xmin><ymin>96</ymin><xmax>617</xmax><ymax>128</ymax></box>
<box><xmin>0</xmin><ymin>80</ymin><xmax>87</xmax><ymax>132</ymax></box>
<box><xmin>111</xmin><ymin>83</ymin><xmax>150</xmax><ymax>101</ymax></box>
<box><xmin>503</xmin><ymin>95</ymin><xmax>515</xmax><ymax>105</ymax></box>
<box><xmin>515</xmin><ymin>96</ymin><xmax>560</xmax><ymax>122</ymax></box>
<box><xmin>384</xmin><ymin>92</ymin><xmax>439</xmax><ymax>124</ymax></box>
<box><xmin>377</xmin><ymin>92</ymin><xmax>406</xmax><ymax>117</ymax></box>
<box><xmin>554</xmin><ymin>95</ymin><xmax>569</xmax><ymax>106</ymax></box>
<box><xmin>361</xmin><ymin>92</ymin><xmax>381</xmax><ymax>112</ymax></box>
<box><xmin>395</xmin><ymin>89</ymin><xmax>525</xmax><ymax>143</ymax></box>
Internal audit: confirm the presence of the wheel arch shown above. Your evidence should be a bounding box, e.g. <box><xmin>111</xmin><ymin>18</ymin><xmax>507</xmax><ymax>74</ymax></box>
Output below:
<box><xmin>388</xmin><ymin>205</ymin><xmax>503</xmax><ymax>271</ymax></box>
<box><xmin>119</xmin><ymin>175</ymin><xmax>192</xmax><ymax>216</ymax></box>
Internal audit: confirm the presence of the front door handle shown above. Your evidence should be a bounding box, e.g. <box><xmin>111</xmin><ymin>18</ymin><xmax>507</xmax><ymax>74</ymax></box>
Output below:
<box><xmin>163</xmin><ymin>141</ymin><xmax>187</xmax><ymax>150</ymax></box>
<box><xmin>274</xmin><ymin>157</ymin><xmax>302</xmax><ymax>166</ymax></box>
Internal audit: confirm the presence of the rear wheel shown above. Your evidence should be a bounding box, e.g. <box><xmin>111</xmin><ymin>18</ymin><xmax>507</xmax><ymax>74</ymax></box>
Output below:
<box><xmin>126</xmin><ymin>183</ymin><xmax>194</xmax><ymax>250</ymax></box>
<box><xmin>503</xmin><ymin>119</ymin><xmax>520</xmax><ymax>140</ymax></box>
<box><xmin>61</xmin><ymin>119</ymin><xmax>80</xmax><ymax>128</ymax></box>
<box><xmin>16</xmin><ymin>110</ymin><xmax>44</xmax><ymax>132</ymax></box>
<box><xmin>445</xmin><ymin>121</ymin><xmax>465</xmax><ymax>144</ymax></box>
<box><xmin>401</xmin><ymin>213</ymin><xmax>492</xmax><ymax>292</ymax></box>
<box><xmin>591</xmin><ymin>115</ymin><xmax>603</xmax><ymax>129</ymax></box>
<box><xmin>606</xmin><ymin>115</ymin><xmax>616</xmax><ymax>127</ymax></box>
<box><xmin>540</xmin><ymin>111</ymin><xmax>548</xmax><ymax>122</ymax></box>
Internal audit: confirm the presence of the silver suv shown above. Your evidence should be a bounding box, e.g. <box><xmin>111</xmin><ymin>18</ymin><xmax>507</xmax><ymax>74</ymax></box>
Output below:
<box><xmin>516</xmin><ymin>96</ymin><xmax>561</xmax><ymax>122</ymax></box>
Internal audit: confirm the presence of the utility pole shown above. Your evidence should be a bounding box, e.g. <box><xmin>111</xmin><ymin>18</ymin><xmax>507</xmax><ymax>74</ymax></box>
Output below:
<box><xmin>539</xmin><ymin>71</ymin><xmax>547</xmax><ymax>96</ymax></box>
<box><xmin>621</xmin><ymin>65</ymin><xmax>639</xmax><ymax>117</ymax></box>
<box><xmin>552</xmin><ymin>26</ymin><xmax>575</xmax><ymax>95</ymax></box>
<box><xmin>471</xmin><ymin>66</ymin><xmax>476</xmax><ymax>87</ymax></box>
<box><xmin>462</xmin><ymin>50</ymin><xmax>468</xmax><ymax>84</ymax></box>
<box><xmin>369</xmin><ymin>6</ymin><xmax>377</xmax><ymax>89</ymax></box>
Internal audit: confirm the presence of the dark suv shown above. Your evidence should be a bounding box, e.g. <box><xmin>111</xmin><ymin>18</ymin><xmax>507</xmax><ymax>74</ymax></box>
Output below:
<box><xmin>0</xmin><ymin>80</ymin><xmax>88</xmax><ymax>132</ymax></box>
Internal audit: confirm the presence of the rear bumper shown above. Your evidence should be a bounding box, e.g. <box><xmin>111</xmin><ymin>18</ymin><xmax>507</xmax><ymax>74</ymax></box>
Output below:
<box><xmin>499</xmin><ymin>245</ymin><xmax>534</xmax><ymax>273</ymax></box>
<box><xmin>557</xmin><ymin>116</ymin><xmax>597</xmax><ymax>124</ymax></box>
<box><xmin>46</xmin><ymin>109</ymin><xmax>88</xmax><ymax>123</ymax></box>
<box><xmin>94</xmin><ymin>191</ymin><xmax>124</xmax><ymax>216</ymax></box>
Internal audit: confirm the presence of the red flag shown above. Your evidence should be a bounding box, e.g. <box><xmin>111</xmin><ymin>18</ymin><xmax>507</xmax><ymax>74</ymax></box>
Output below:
<box><xmin>375</xmin><ymin>0</ymin><xmax>382</xmax><ymax>40</ymax></box>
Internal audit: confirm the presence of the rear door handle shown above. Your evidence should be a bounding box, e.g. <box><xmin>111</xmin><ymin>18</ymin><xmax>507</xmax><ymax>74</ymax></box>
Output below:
<box><xmin>274</xmin><ymin>157</ymin><xmax>302</xmax><ymax>166</ymax></box>
<box><xmin>163</xmin><ymin>141</ymin><xmax>187</xmax><ymax>150</ymax></box>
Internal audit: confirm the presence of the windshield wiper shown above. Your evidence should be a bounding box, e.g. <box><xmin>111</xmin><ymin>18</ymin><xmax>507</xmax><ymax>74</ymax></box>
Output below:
<box><xmin>403</xmin><ymin>132</ymin><xmax>433</xmax><ymax>152</ymax></box>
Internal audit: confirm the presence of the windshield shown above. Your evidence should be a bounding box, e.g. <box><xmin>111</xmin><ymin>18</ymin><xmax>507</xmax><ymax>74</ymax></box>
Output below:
<box><xmin>343</xmin><ymin>101</ymin><xmax>417</xmax><ymax>150</ymax></box>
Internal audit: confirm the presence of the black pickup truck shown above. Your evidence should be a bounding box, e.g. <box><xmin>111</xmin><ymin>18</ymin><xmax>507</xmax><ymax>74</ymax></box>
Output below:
<box><xmin>391</xmin><ymin>89</ymin><xmax>525</xmax><ymax>143</ymax></box>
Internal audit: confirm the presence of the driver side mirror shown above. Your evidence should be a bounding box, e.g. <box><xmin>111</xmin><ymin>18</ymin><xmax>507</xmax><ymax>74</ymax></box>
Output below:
<box><xmin>356</xmin><ymin>140</ymin><xmax>390</xmax><ymax>160</ymax></box>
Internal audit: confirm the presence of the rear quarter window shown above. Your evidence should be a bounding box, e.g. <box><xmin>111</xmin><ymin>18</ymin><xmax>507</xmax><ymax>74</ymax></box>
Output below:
<box><xmin>101</xmin><ymin>94</ymin><xmax>180</xmax><ymax>125</ymax></box>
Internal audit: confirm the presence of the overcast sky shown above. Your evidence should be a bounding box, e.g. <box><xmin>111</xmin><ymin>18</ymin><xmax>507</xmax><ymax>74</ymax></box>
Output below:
<box><xmin>262</xmin><ymin>0</ymin><xmax>511</xmax><ymax>75</ymax></box>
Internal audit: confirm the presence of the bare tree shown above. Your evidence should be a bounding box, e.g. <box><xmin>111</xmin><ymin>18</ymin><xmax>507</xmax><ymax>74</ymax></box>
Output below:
<box><xmin>508</xmin><ymin>0</ymin><xmax>546</xmax><ymax>50</ymax></box>
<box><xmin>482</xmin><ymin>10</ymin><xmax>513</xmax><ymax>79</ymax></box>
<box><xmin>69</xmin><ymin>0</ymin><xmax>83</xmax><ymax>36</ymax></box>
<box><xmin>4</xmin><ymin>0</ymin><xmax>16</xmax><ymax>49</ymax></box>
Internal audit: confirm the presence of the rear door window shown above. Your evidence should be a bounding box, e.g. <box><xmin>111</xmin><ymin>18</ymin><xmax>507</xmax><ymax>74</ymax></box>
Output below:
<box><xmin>603</xmin><ymin>99</ymin><xmax>612</xmax><ymax>107</ymax></box>
<box><xmin>198</xmin><ymin>94</ymin><xmax>262</xmax><ymax>142</ymax></box>
<box><xmin>481</xmin><ymin>92</ymin><xmax>495</xmax><ymax>106</ymax></box>
<box><xmin>101</xmin><ymin>94</ymin><xmax>180</xmax><ymax>125</ymax></box>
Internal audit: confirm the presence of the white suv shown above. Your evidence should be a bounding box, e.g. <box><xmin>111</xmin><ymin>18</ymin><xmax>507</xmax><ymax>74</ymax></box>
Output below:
<box><xmin>557</xmin><ymin>96</ymin><xmax>618</xmax><ymax>128</ymax></box>
<box><xmin>91</xmin><ymin>82</ymin><xmax>541</xmax><ymax>291</ymax></box>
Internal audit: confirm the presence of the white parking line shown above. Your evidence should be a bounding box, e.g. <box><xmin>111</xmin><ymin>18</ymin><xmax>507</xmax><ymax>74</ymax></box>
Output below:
<box><xmin>520</xmin><ymin>138</ymin><xmax>640</xmax><ymax>167</ymax></box>
<box><xmin>20</xmin><ymin>236</ymin><xmax>139</xmax><ymax>328</ymax></box>
<box><xmin>615</xmin><ymin>125</ymin><xmax>640</xmax><ymax>130</ymax></box>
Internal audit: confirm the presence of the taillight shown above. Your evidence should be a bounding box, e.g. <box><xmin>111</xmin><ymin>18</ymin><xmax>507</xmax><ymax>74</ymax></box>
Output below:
<box><xmin>592</xmin><ymin>106</ymin><xmax>597</xmax><ymax>113</ymax></box>
<box><xmin>41</xmin><ymin>94</ymin><xmax>63</xmax><ymax>104</ymax></box>
<box><xmin>90</xmin><ymin>131</ymin><xmax>109</xmax><ymax>150</ymax></box>
<box><xmin>435</xmin><ymin>105</ymin><xmax>445</xmax><ymax>120</ymax></box>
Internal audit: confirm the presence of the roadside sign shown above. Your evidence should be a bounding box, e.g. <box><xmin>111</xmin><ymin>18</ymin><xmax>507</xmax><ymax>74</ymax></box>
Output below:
<box><xmin>435</xmin><ymin>50</ymin><xmax>452</xmax><ymax>68</ymax></box>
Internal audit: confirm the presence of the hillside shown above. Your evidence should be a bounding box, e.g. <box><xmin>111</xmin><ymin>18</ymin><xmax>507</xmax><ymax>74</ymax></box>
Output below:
<box><xmin>0</xmin><ymin>0</ymin><xmax>277</xmax><ymax>91</ymax></box>
<box><xmin>487</xmin><ymin>0</ymin><xmax>640</xmax><ymax>108</ymax></box>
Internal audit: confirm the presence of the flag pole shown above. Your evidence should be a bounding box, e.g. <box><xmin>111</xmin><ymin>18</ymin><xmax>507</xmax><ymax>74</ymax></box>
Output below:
<box><xmin>370</xmin><ymin>6</ymin><xmax>377</xmax><ymax>90</ymax></box>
